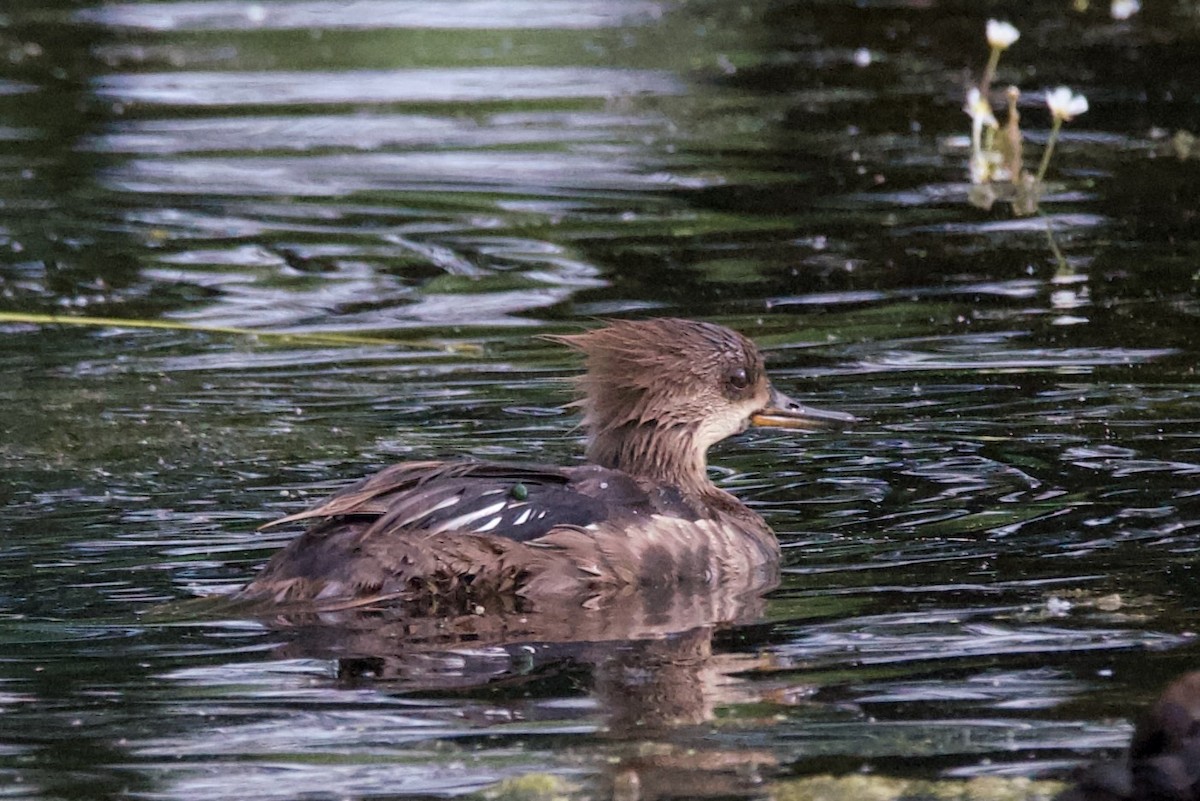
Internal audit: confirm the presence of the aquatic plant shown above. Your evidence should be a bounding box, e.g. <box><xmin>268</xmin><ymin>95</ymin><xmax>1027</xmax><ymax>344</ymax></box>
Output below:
<box><xmin>981</xmin><ymin>20</ymin><xmax>1019</xmax><ymax>92</ymax></box>
<box><xmin>963</xmin><ymin>20</ymin><xmax>1089</xmax><ymax>216</ymax></box>
<box><xmin>1037</xmin><ymin>86</ymin><xmax>1089</xmax><ymax>184</ymax></box>
<box><xmin>964</xmin><ymin>87</ymin><xmax>999</xmax><ymax>185</ymax></box>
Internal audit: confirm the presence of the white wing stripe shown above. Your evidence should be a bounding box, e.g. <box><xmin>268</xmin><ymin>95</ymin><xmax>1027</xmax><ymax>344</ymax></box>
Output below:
<box><xmin>394</xmin><ymin>493</ymin><xmax>463</xmax><ymax>528</ymax></box>
<box><xmin>430</xmin><ymin>500</ymin><xmax>509</xmax><ymax>533</ymax></box>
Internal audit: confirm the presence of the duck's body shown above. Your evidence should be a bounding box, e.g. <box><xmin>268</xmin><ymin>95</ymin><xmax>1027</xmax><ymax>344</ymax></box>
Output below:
<box><xmin>238</xmin><ymin>319</ymin><xmax>851</xmax><ymax>611</ymax></box>
<box><xmin>1058</xmin><ymin>671</ymin><xmax>1200</xmax><ymax>801</ymax></box>
<box><xmin>241</xmin><ymin>459</ymin><xmax>779</xmax><ymax>609</ymax></box>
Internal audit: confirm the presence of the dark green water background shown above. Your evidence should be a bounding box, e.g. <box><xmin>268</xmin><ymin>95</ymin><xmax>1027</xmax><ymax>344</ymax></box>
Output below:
<box><xmin>2</xmin><ymin>0</ymin><xmax>1200</xmax><ymax>798</ymax></box>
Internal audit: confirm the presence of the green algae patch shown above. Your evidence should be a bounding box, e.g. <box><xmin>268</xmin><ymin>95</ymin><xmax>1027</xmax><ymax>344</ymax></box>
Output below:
<box><xmin>476</xmin><ymin>773</ymin><xmax>577</xmax><ymax>801</ymax></box>
<box><xmin>772</xmin><ymin>774</ymin><xmax>1066</xmax><ymax>801</ymax></box>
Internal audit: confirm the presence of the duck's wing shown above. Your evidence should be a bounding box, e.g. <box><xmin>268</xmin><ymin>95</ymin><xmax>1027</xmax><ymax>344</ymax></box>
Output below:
<box><xmin>241</xmin><ymin>460</ymin><xmax>772</xmax><ymax>608</ymax></box>
<box><xmin>260</xmin><ymin>459</ymin><xmax>700</xmax><ymax>543</ymax></box>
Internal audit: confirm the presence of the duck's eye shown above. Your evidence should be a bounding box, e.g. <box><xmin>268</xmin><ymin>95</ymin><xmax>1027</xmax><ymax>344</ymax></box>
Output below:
<box><xmin>726</xmin><ymin>367</ymin><xmax>750</xmax><ymax>391</ymax></box>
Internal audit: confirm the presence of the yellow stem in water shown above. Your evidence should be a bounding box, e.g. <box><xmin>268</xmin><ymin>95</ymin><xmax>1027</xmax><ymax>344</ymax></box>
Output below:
<box><xmin>0</xmin><ymin>311</ymin><xmax>478</xmax><ymax>351</ymax></box>
<box><xmin>1042</xmin><ymin>214</ymin><xmax>1068</xmax><ymax>273</ymax></box>
<box><xmin>1035</xmin><ymin>117</ymin><xmax>1064</xmax><ymax>184</ymax></box>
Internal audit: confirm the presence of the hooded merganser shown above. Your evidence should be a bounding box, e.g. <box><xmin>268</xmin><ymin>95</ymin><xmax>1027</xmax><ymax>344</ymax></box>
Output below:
<box><xmin>237</xmin><ymin>318</ymin><xmax>853</xmax><ymax>610</ymax></box>
<box><xmin>1058</xmin><ymin>671</ymin><xmax>1200</xmax><ymax>801</ymax></box>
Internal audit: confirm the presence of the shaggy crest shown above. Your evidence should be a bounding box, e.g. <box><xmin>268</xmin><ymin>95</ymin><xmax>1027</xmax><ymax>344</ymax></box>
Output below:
<box><xmin>547</xmin><ymin>318</ymin><xmax>771</xmax><ymax>490</ymax></box>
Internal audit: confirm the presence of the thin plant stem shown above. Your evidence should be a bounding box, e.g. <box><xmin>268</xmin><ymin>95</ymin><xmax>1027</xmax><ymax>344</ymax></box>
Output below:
<box><xmin>980</xmin><ymin>46</ymin><xmax>1002</xmax><ymax>94</ymax></box>
<box><xmin>1035</xmin><ymin>118</ymin><xmax>1064</xmax><ymax>184</ymax></box>
<box><xmin>0</xmin><ymin>311</ymin><xmax>481</xmax><ymax>352</ymax></box>
<box><xmin>1042</xmin><ymin>214</ymin><xmax>1068</xmax><ymax>273</ymax></box>
<box><xmin>1003</xmin><ymin>87</ymin><xmax>1023</xmax><ymax>183</ymax></box>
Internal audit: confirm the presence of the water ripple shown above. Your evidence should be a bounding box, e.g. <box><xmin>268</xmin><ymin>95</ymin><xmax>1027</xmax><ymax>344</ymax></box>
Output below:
<box><xmin>777</xmin><ymin>612</ymin><xmax>1187</xmax><ymax>667</ymax></box>
<box><xmin>93</xmin><ymin>67</ymin><xmax>684</xmax><ymax>107</ymax></box>
<box><xmin>84</xmin><ymin>112</ymin><xmax>664</xmax><ymax>155</ymax></box>
<box><xmin>103</xmin><ymin>151</ymin><xmax>706</xmax><ymax>197</ymax></box>
<box><xmin>80</xmin><ymin>0</ymin><xmax>664</xmax><ymax>32</ymax></box>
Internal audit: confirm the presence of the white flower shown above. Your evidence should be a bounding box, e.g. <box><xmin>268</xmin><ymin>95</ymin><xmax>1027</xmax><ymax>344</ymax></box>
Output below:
<box><xmin>964</xmin><ymin>87</ymin><xmax>998</xmax><ymax>128</ymax></box>
<box><xmin>1045</xmin><ymin>86</ymin><xmax>1089</xmax><ymax>121</ymax></box>
<box><xmin>964</xmin><ymin>88</ymin><xmax>999</xmax><ymax>184</ymax></box>
<box><xmin>1111</xmin><ymin>0</ymin><xmax>1140</xmax><ymax>20</ymax></box>
<box><xmin>986</xmin><ymin>19</ymin><xmax>1020</xmax><ymax>49</ymax></box>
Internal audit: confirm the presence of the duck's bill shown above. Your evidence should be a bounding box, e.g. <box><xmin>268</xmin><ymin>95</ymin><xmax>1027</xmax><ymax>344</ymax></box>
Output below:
<box><xmin>750</xmin><ymin>386</ymin><xmax>856</xmax><ymax>431</ymax></box>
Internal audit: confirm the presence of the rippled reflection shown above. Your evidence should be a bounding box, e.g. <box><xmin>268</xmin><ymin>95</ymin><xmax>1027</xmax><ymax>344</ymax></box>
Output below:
<box><xmin>80</xmin><ymin>0</ymin><xmax>665</xmax><ymax>32</ymax></box>
<box><xmin>3</xmin><ymin>0</ymin><xmax>1200</xmax><ymax>798</ymax></box>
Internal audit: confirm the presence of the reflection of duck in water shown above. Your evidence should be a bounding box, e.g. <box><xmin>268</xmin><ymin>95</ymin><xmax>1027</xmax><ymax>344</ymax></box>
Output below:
<box><xmin>1061</xmin><ymin>671</ymin><xmax>1200</xmax><ymax>801</ymax></box>
<box><xmin>237</xmin><ymin>318</ymin><xmax>852</xmax><ymax>612</ymax></box>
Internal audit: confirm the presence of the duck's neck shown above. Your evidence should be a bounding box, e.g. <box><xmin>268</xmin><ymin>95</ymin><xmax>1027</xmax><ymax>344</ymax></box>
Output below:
<box><xmin>585</xmin><ymin>422</ymin><xmax>769</xmax><ymax>530</ymax></box>
<box><xmin>586</xmin><ymin>423</ymin><xmax>713</xmax><ymax>498</ymax></box>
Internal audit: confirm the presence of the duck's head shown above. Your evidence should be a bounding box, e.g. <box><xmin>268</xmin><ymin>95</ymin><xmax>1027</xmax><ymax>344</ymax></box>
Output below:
<box><xmin>549</xmin><ymin>318</ymin><xmax>853</xmax><ymax>493</ymax></box>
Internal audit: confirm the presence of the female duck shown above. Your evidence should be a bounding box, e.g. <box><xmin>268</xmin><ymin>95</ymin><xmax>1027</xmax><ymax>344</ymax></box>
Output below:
<box><xmin>238</xmin><ymin>318</ymin><xmax>852</xmax><ymax>610</ymax></box>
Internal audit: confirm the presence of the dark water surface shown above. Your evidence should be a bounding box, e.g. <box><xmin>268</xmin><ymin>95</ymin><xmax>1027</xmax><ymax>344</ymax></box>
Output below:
<box><xmin>3</xmin><ymin>0</ymin><xmax>1200</xmax><ymax>798</ymax></box>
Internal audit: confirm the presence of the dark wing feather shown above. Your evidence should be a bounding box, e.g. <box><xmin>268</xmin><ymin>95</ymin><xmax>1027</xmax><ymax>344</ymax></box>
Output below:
<box><xmin>239</xmin><ymin>459</ymin><xmax>713</xmax><ymax>607</ymax></box>
<box><xmin>260</xmin><ymin>459</ymin><xmax>701</xmax><ymax>543</ymax></box>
